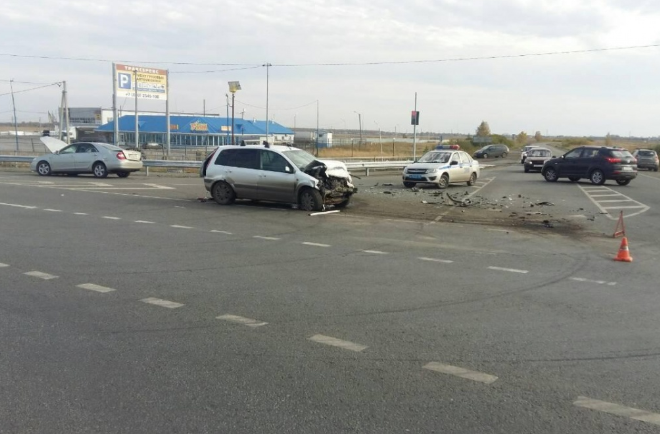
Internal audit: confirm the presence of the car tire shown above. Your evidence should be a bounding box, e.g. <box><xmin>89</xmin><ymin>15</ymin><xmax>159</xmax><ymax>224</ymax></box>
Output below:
<box><xmin>93</xmin><ymin>162</ymin><xmax>108</xmax><ymax>178</ymax></box>
<box><xmin>212</xmin><ymin>181</ymin><xmax>236</xmax><ymax>205</ymax></box>
<box><xmin>467</xmin><ymin>172</ymin><xmax>477</xmax><ymax>186</ymax></box>
<box><xmin>36</xmin><ymin>161</ymin><xmax>51</xmax><ymax>176</ymax></box>
<box><xmin>437</xmin><ymin>173</ymin><xmax>449</xmax><ymax>189</ymax></box>
<box><xmin>524</xmin><ymin>166</ymin><xmax>530</xmax><ymax>173</ymax></box>
<box><xmin>502</xmin><ymin>152</ymin><xmax>508</xmax><ymax>158</ymax></box>
<box><xmin>568</xmin><ymin>176</ymin><xmax>580</xmax><ymax>182</ymax></box>
<box><xmin>403</xmin><ymin>181</ymin><xmax>416</xmax><ymax>188</ymax></box>
<box><xmin>589</xmin><ymin>169</ymin><xmax>605</xmax><ymax>185</ymax></box>
<box><xmin>299</xmin><ymin>188</ymin><xmax>323</xmax><ymax>212</ymax></box>
<box><xmin>616</xmin><ymin>179</ymin><xmax>631</xmax><ymax>186</ymax></box>
<box><xmin>334</xmin><ymin>196</ymin><xmax>352</xmax><ymax>209</ymax></box>
<box><xmin>117</xmin><ymin>172</ymin><xmax>130</xmax><ymax>178</ymax></box>
<box><xmin>483</xmin><ymin>153</ymin><xmax>488</xmax><ymax>159</ymax></box>
<box><xmin>543</xmin><ymin>167</ymin><xmax>558</xmax><ymax>182</ymax></box>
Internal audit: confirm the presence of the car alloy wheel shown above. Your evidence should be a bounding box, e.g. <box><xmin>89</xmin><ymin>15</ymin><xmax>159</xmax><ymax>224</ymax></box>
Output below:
<box><xmin>299</xmin><ymin>188</ymin><xmax>323</xmax><ymax>211</ymax></box>
<box><xmin>212</xmin><ymin>181</ymin><xmax>236</xmax><ymax>205</ymax></box>
<box><xmin>438</xmin><ymin>173</ymin><xmax>449</xmax><ymax>189</ymax></box>
<box><xmin>589</xmin><ymin>169</ymin><xmax>605</xmax><ymax>185</ymax></box>
<box><xmin>37</xmin><ymin>161</ymin><xmax>51</xmax><ymax>176</ymax></box>
<box><xmin>467</xmin><ymin>172</ymin><xmax>477</xmax><ymax>186</ymax></box>
<box><xmin>93</xmin><ymin>162</ymin><xmax>108</xmax><ymax>178</ymax></box>
<box><xmin>543</xmin><ymin>167</ymin><xmax>558</xmax><ymax>182</ymax></box>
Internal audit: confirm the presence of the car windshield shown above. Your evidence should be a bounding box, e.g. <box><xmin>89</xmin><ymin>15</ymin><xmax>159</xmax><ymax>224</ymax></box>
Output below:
<box><xmin>418</xmin><ymin>151</ymin><xmax>451</xmax><ymax>163</ymax></box>
<box><xmin>529</xmin><ymin>149</ymin><xmax>550</xmax><ymax>157</ymax></box>
<box><xmin>281</xmin><ymin>149</ymin><xmax>317</xmax><ymax>169</ymax></box>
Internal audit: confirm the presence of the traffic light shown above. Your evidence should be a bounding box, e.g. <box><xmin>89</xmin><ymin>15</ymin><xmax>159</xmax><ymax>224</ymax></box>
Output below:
<box><xmin>411</xmin><ymin>111</ymin><xmax>420</xmax><ymax>126</ymax></box>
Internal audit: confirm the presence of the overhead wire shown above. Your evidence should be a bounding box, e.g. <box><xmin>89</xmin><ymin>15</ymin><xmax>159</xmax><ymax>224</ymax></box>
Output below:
<box><xmin>0</xmin><ymin>82</ymin><xmax>61</xmax><ymax>97</ymax></box>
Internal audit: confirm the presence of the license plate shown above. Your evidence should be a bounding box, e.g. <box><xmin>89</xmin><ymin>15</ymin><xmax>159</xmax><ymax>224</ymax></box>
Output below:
<box><xmin>409</xmin><ymin>174</ymin><xmax>422</xmax><ymax>179</ymax></box>
<box><xmin>622</xmin><ymin>166</ymin><xmax>633</xmax><ymax>171</ymax></box>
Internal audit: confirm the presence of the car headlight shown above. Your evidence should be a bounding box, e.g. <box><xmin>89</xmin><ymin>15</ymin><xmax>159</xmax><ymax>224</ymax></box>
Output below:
<box><xmin>425</xmin><ymin>168</ymin><xmax>437</xmax><ymax>174</ymax></box>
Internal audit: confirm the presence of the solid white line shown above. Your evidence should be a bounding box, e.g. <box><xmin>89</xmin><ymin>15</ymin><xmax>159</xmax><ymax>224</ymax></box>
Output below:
<box><xmin>418</xmin><ymin>257</ymin><xmax>454</xmax><ymax>264</ymax></box>
<box><xmin>24</xmin><ymin>271</ymin><xmax>58</xmax><ymax>280</ymax></box>
<box><xmin>102</xmin><ymin>216</ymin><xmax>121</xmax><ymax>220</ymax></box>
<box><xmin>77</xmin><ymin>283</ymin><xmax>116</xmax><ymax>293</ymax></box>
<box><xmin>140</xmin><ymin>297</ymin><xmax>184</xmax><ymax>309</ymax></box>
<box><xmin>301</xmin><ymin>242</ymin><xmax>331</xmax><ymax>247</ymax></box>
<box><xmin>588</xmin><ymin>193</ymin><xmax>623</xmax><ymax>197</ymax></box>
<box><xmin>135</xmin><ymin>220</ymin><xmax>155</xmax><ymax>224</ymax></box>
<box><xmin>170</xmin><ymin>225</ymin><xmax>193</xmax><ymax>229</ymax></box>
<box><xmin>574</xmin><ymin>396</ymin><xmax>660</xmax><ymax>426</ymax></box>
<box><xmin>0</xmin><ymin>202</ymin><xmax>37</xmax><ymax>209</ymax></box>
<box><xmin>602</xmin><ymin>205</ymin><xmax>647</xmax><ymax>209</ymax></box>
<box><xmin>362</xmin><ymin>250</ymin><xmax>388</xmax><ymax>254</ymax></box>
<box><xmin>569</xmin><ymin>277</ymin><xmax>617</xmax><ymax>286</ymax></box>
<box><xmin>597</xmin><ymin>199</ymin><xmax>635</xmax><ymax>203</ymax></box>
<box><xmin>211</xmin><ymin>230</ymin><xmax>232</xmax><ymax>234</ymax></box>
<box><xmin>308</xmin><ymin>334</ymin><xmax>368</xmax><ymax>352</ymax></box>
<box><xmin>0</xmin><ymin>263</ymin><xmax>8</xmax><ymax>268</ymax></box>
<box><xmin>423</xmin><ymin>362</ymin><xmax>498</xmax><ymax>384</ymax></box>
<box><xmin>74</xmin><ymin>212</ymin><xmax>88</xmax><ymax>215</ymax></box>
<box><xmin>253</xmin><ymin>236</ymin><xmax>281</xmax><ymax>241</ymax></box>
<box><xmin>488</xmin><ymin>266</ymin><xmax>528</xmax><ymax>274</ymax></box>
<box><xmin>43</xmin><ymin>209</ymin><xmax>62</xmax><ymax>212</ymax></box>
<box><xmin>216</xmin><ymin>314</ymin><xmax>268</xmax><ymax>328</ymax></box>
<box><xmin>143</xmin><ymin>183</ymin><xmax>175</xmax><ymax>190</ymax></box>
<box><xmin>90</xmin><ymin>182</ymin><xmax>112</xmax><ymax>187</ymax></box>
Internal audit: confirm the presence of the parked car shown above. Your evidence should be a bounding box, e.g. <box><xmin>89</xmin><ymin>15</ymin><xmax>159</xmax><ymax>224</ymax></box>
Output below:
<box><xmin>200</xmin><ymin>144</ymin><xmax>356</xmax><ymax>211</ymax></box>
<box><xmin>473</xmin><ymin>144</ymin><xmax>509</xmax><ymax>159</ymax></box>
<box><xmin>143</xmin><ymin>142</ymin><xmax>163</xmax><ymax>149</ymax></box>
<box><xmin>402</xmin><ymin>150</ymin><xmax>480</xmax><ymax>189</ymax></box>
<box><xmin>520</xmin><ymin>145</ymin><xmax>541</xmax><ymax>163</ymax></box>
<box><xmin>32</xmin><ymin>138</ymin><xmax>143</xmax><ymax>178</ymax></box>
<box><xmin>632</xmin><ymin>149</ymin><xmax>659</xmax><ymax>171</ymax></box>
<box><xmin>541</xmin><ymin>146</ymin><xmax>637</xmax><ymax>185</ymax></box>
<box><xmin>523</xmin><ymin>148</ymin><xmax>552</xmax><ymax>172</ymax></box>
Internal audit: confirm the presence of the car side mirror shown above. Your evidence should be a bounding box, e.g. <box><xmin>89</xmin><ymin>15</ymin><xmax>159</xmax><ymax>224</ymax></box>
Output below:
<box><xmin>560</xmin><ymin>155</ymin><xmax>565</xmax><ymax>159</ymax></box>
<box><xmin>54</xmin><ymin>150</ymin><xmax>59</xmax><ymax>154</ymax></box>
<box><xmin>285</xmin><ymin>165</ymin><xmax>292</xmax><ymax>173</ymax></box>
<box><xmin>450</xmin><ymin>161</ymin><xmax>458</xmax><ymax>166</ymax></box>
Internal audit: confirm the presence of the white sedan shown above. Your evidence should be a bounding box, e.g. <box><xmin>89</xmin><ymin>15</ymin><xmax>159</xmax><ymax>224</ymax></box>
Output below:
<box><xmin>31</xmin><ymin>138</ymin><xmax>143</xmax><ymax>178</ymax></box>
<box><xmin>402</xmin><ymin>150</ymin><xmax>480</xmax><ymax>189</ymax></box>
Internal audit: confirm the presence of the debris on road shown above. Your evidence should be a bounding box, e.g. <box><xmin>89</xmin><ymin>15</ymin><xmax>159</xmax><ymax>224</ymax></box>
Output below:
<box><xmin>309</xmin><ymin>210</ymin><xmax>341</xmax><ymax>216</ymax></box>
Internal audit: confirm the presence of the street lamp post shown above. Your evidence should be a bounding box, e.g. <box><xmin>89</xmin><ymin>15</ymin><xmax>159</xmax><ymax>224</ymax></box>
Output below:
<box><xmin>225</xmin><ymin>94</ymin><xmax>230</xmax><ymax>145</ymax></box>
<box><xmin>374</xmin><ymin>121</ymin><xmax>382</xmax><ymax>155</ymax></box>
<box><xmin>354</xmin><ymin>111</ymin><xmax>362</xmax><ymax>146</ymax></box>
<box><xmin>228</xmin><ymin>81</ymin><xmax>241</xmax><ymax>146</ymax></box>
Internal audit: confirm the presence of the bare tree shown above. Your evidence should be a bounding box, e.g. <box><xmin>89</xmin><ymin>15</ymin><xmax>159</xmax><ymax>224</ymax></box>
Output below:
<box><xmin>516</xmin><ymin>131</ymin><xmax>529</xmax><ymax>146</ymax></box>
<box><xmin>476</xmin><ymin>121</ymin><xmax>491</xmax><ymax>137</ymax></box>
<box><xmin>534</xmin><ymin>131</ymin><xmax>542</xmax><ymax>142</ymax></box>
<box><xmin>605</xmin><ymin>133</ymin><xmax>613</xmax><ymax>146</ymax></box>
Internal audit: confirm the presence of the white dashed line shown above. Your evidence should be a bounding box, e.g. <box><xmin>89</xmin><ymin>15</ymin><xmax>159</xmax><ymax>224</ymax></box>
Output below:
<box><xmin>170</xmin><ymin>225</ymin><xmax>193</xmax><ymax>229</ymax></box>
<box><xmin>569</xmin><ymin>277</ymin><xmax>617</xmax><ymax>286</ymax></box>
<box><xmin>102</xmin><ymin>216</ymin><xmax>121</xmax><ymax>220</ymax></box>
<box><xmin>253</xmin><ymin>236</ymin><xmax>281</xmax><ymax>241</ymax></box>
<box><xmin>301</xmin><ymin>242</ymin><xmax>331</xmax><ymax>248</ymax></box>
<box><xmin>24</xmin><ymin>271</ymin><xmax>58</xmax><ymax>280</ymax></box>
<box><xmin>90</xmin><ymin>182</ymin><xmax>112</xmax><ymax>187</ymax></box>
<box><xmin>135</xmin><ymin>220</ymin><xmax>155</xmax><ymax>224</ymax></box>
<box><xmin>143</xmin><ymin>183</ymin><xmax>175</xmax><ymax>190</ymax></box>
<box><xmin>423</xmin><ymin>362</ymin><xmax>498</xmax><ymax>384</ymax></box>
<box><xmin>488</xmin><ymin>266</ymin><xmax>528</xmax><ymax>274</ymax></box>
<box><xmin>0</xmin><ymin>202</ymin><xmax>37</xmax><ymax>209</ymax></box>
<box><xmin>574</xmin><ymin>396</ymin><xmax>660</xmax><ymax>426</ymax></box>
<box><xmin>211</xmin><ymin>230</ymin><xmax>232</xmax><ymax>234</ymax></box>
<box><xmin>77</xmin><ymin>283</ymin><xmax>116</xmax><ymax>293</ymax></box>
<box><xmin>362</xmin><ymin>250</ymin><xmax>388</xmax><ymax>254</ymax></box>
<box><xmin>308</xmin><ymin>334</ymin><xmax>368</xmax><ymax>352</ymax></box>
<box><xmin>418</xmin><ymin>257</ymin><xmax>454</xmax><ymax>264</ymax></box>
<box><xmin>140</xmin><ymin>297</ymin><xmax>184</xmax><ymax>309</ymax></box>
<box><xmin>216</xmin><ymin>314</ymin><xmax>268</xmax><ymax>328</ymax></box>
<box><xmin>43</xmin><ymin>209</ymin><xmax>62</xmax><ymax>212</ymax></box>
<box><xmin>0</xmin><ymin>263</ymin><xmax>9</xmax><ymax>268</ymax></box>
<box><xmin>74</xmin><ymin>212</ymin><xmax>88</xmax><ymax>216</ymax></box>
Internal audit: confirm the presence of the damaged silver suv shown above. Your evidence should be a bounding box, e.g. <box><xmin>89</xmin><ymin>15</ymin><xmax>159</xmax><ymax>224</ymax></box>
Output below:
<box><xmin>200</xmin><ymin>144</ymin><xmax>357</xmax><ymax>211</ymax></box>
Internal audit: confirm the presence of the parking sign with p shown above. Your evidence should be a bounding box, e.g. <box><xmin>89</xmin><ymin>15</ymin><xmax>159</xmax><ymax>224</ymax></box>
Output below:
<box><xmin>118</xmin><ymin>73</ymin><xmax>132</xmax><ymax>90</ymax></box>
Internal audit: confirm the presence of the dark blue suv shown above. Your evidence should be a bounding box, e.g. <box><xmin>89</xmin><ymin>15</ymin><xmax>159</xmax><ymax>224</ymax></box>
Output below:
<box><xmin>542</xmin><ymin>146</ymin><xmax>637</xmax><ymax>185</ymax></box>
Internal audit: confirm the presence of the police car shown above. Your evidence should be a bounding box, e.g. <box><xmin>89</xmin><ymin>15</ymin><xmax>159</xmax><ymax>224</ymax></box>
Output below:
<box><xmin>403</xmin><ymin>150</ymin><xmax>480</xmax><ymax>189</ymax></box>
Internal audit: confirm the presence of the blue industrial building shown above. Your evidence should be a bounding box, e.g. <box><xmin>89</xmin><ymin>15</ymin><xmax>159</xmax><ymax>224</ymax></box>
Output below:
<box><xmin>96</xmin><ymin>115</ymin><xmax>294</xmax><ymax>147</ymax></box>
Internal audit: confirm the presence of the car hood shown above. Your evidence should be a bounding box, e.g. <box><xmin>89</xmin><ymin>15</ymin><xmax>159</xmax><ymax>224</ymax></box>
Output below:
<box><xmin>40</xmin><ymin>136</ymin><xmax>69</xmax><ymax>153</ymax></box>
<box><xmin>316</xmin><ymin>159</ymin><xmax>350</xmax><ymax>179</ymax></box>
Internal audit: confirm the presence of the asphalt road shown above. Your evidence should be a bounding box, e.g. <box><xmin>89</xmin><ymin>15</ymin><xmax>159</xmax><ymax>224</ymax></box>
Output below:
<box><xmin>1</xmin><ymin>165</ymin><xmax>660</xmax><ymax>434</ymax></box>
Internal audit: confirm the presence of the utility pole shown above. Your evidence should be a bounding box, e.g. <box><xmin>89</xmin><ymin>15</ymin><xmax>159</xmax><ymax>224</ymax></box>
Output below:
<box><xmin>112</xmin><ymin>63</ymin><xmax>118</xmax><ymax>145</ymax></box>
<box><xmin>133</xmin><ymin>71</ymin><xmax>139</xmax><ymax>149</ymax></box>
<box><xmin>203</xmin><ymin>99</ymin><xmax>206</xmax><ymax>116</ymax></box>
<box><xmin>316</xmin><ymin>100</ymin><xmax>319</xmax><ymax>156</ymax></box>
<box><xmin>9</xmin><ymin>79</ymin><xmax>18</xmax><ymax>153</ymax></box>
<box><xmin>264</xmin><ymin>63</ymin><xmax>272</xmax><ymax>144</ymax></box>
<box><xmin>165</xmin><ymin>69</ymin><xmax>170</xmax><ymax>157</ymax></box>
<box><xmin>354</xmin><ymin>111</ymin><xmax>362</xmax><ymax>146</ymax></box>
<box><xmin>63</xmin><ymin>81</ymin><xmax>70</xmax><ymax>144</ymax></box>
<box><xmin>225</xmin><ymin>94</ymin><xmax>230</xmax><ymax>145</ymax></box>
<box><xmin>413</xmin><ymin>92</ymin><xmax>418</xmax><ymax>160</ymax></box>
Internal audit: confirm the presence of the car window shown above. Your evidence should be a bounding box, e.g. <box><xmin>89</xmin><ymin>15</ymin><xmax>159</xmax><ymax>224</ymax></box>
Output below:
<box><xmin>607</xmin><ymin>150</ymin><xmax>634</xmax><ymax>158</ymax></box>
<box><xmin>450</xmin><ymin>153</ymin><xmax>460</xmax><ymax>164</ymax></box>
<box><xmin>59</xmin><ymin>145</ymin><xmax>78</xmax><ymax>154</ymax></box>
<box><xmin>76</xmin><ymin>144</ymin><xmax>97</xmax><ymax>153</ymax></box>
<box><xmin>581</xmin><ymin>148</ymin><xmax>599</xmax><ymax>158</ymax></box>
<box><xmin>639</xmin><ymin>150</ymin><xmax>656</xmax><ymax>157</ymax></box>
<box><xmin>459</xmin><ymin>152</ymin><xmax>470</xmax><ymax>164</ymax></box>
<box><xmin>564</xmin><ymin>148</ymin><xmax>583</xmax><ymax>159</ymax></box>
<box><xmin>260</xmin><ymin>150</ymin><xmax>291</xmax><ymax>173</ymax></box>
<box><xmin>216</xmin><ymin>149</ymin><xmax>259</xmax><ymax>169</ymax></box>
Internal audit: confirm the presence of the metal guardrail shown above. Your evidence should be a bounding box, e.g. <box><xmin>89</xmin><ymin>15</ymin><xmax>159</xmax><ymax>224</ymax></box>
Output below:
<box><xmin>0</xmin><ymin>155</ymin><xmax>35</xmax><ymax>163</ymax></box>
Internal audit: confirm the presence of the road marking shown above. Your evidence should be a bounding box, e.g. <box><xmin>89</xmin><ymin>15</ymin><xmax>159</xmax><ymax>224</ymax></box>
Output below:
<box><xmin>0</xmin><ymin>202</ymin><xmax>37</xmax><ymax>209</ymax></box>
<box><xmin>170</xmin><ymin>225</ymin><xmax>193</xmax><ymax>229</ymax></box>
<box><xmin>77</xmin><ymin>283</ymin><xmax>116</xmax><ymax>293</ymax></box>
<box><xmin>43</xmin><ymin>209</ymin><xmax>62</xmax><ymax>212</ymax></box>
<box><xmin>253</xmin><ymin>236</ymin><xmax>281</xmax><ymax>241</ymax></box>
<box><xmin>418</xmin><ymin>257</ymin><xmax>454</xmax><ymax>264</ymax></box>
<box><xmin>602</xmin><ymin>205</ymin><xmax>648</xmax><ymax>209</ymax></box>
<box><xmin>308</xmin><ymin>334</ymin><xmax>368</xmax><ymax>352</ymax></box>
<box><xmin>362</xmin><ymin>250</ymin><xmax>388</xmax><ymax>254</ymax></box>
<box><xmin>24</xmin><ymin>271</ymin><xmax>58</xmax><ymax>280</ymax></box>
<box><xmin>135</xmin><ymin>220</ymin><xmax>155</xmax><ymax>224</ymax></box>
<box><xmin>102</xmin><ymin>216</ymin><xmax>121</xmax><ymax>220</ymax></box>
<box><xmin>143</xmin><ymin>183</ymin><xmax>175</xmax><ymax>190</ymax></box>
<box><xmin>216</xmin><ymin>314</ymin><xmax>268</xmax><ymax>328</ymax></box>
<box><xmin>211</xmin><ymin>230</ymin><xmax>232</xmax><ymax>234</ymax></box>
<box><xmin>423</xmin><ymin>362</ymin><xmax>498</xmax><ymax>384</ymax></box>
<box><xmin>597</xmin><ymin>199</ymin><xmax>634</xmax><ymax>203</ymax></box>
<box><xmin>301</xmin><ymin>242</ymin><xmax>331</xmax><ymax>247</ymax></box>
<box><xmin>90</xmin><ymin>182</ymin><xmax>112</xmax><ymax>187</ymax></box>
<box><xmin>577</xmin><ymin>184</ymin><xmax>649</xmax><ymax>220</ymax></box>
<box><xmin>488</xmin><ymin>266</ymin><xmax>528</xmax><ymax>274</ymax></box>
<box><xmin>74</xmin><ymin>212</ymin><xmax>88</xmax><ymax>215</ymax></box>
<box><xmin>487</xmin><ymin>229</ymin><xmax>510</xmax><ymax>232</ymax></box>
<box><xmin>140</xmin><ymin>297</ymin><xmax>184</xmax><ymax>309</ymax></box>
<box><xmin>573</xmin><ymin>396</ymin><xmax>660</xmax><ymax>426</ymax></box>
<box><xmin>0</xmin><ymin>263</ymin><xmax>9</xmax><ymax>267</ymax></box>
<box><xmin>37</xmin><ymin>181</ymin><xmax>54</xmax><ymax>184</ymax></box>
<box><xmin>569</xmin><ymin>277</ymin><xmax>617</xmax><ymax>286</ymax></box>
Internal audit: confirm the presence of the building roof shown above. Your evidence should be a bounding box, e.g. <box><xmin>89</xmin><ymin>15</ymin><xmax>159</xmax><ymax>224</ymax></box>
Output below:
<box><xmin>97</xmin><ymin>115</ymin><xmax>293</xmax><ymax>135</ymax></box>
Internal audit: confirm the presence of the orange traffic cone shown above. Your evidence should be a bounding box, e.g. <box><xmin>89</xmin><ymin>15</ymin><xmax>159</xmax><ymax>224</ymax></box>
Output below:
<box><xmin>614</xmin><ymin>237</ymin><xmax>633</xmax><ymax>262</ymax></box>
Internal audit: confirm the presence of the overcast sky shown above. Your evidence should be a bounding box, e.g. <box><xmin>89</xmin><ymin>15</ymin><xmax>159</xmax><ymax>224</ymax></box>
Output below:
<box><xmin>1</xmin><ymin>0</ymin><xmax>659</xmax><ymax>136</ymax></box>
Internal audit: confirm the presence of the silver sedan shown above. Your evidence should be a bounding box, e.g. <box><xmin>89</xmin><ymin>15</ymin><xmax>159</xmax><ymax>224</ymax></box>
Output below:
<box><xmin>31</xmin><ymin>142</ymin><xmax>143</xmax><ymax>178</ymax></box>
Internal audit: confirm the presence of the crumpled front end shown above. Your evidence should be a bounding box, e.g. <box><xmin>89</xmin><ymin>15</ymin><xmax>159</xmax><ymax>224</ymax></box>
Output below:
<box><xmin>304</xmin><ymin>160</ymin><xmax>357</xmax><ymax>205</ymax></box>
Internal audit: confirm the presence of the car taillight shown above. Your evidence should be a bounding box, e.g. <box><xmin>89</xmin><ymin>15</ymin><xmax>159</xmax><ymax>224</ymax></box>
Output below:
<box><xmin>117</xmin><ymin>151</ymin><xmax>126</xmax><ymax>160</ymax></box>
<box><xmin>605</xmin><ymin>157</ymin><xmax>621</xmax><ymax>163</ymax></box>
